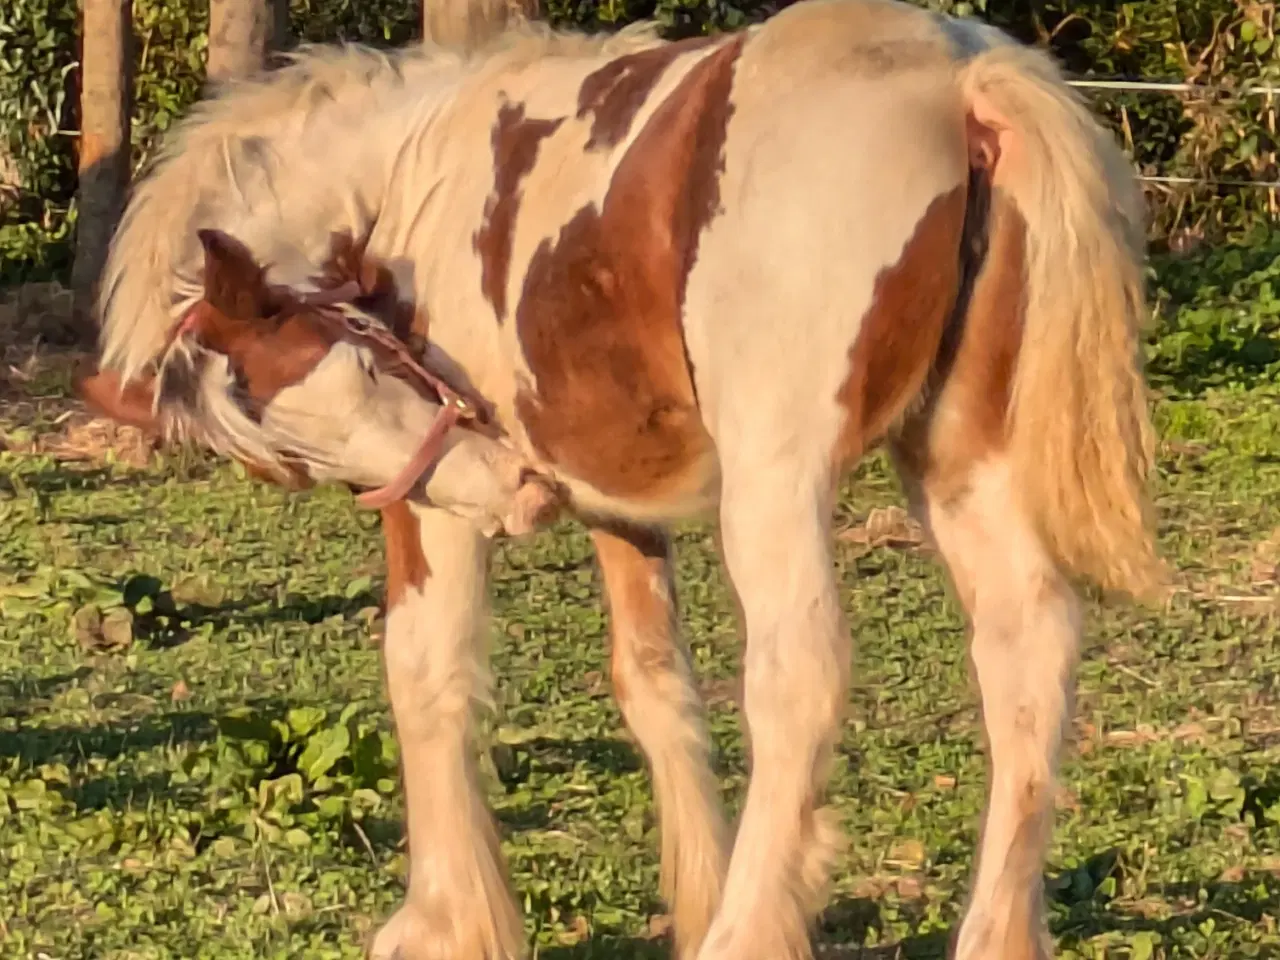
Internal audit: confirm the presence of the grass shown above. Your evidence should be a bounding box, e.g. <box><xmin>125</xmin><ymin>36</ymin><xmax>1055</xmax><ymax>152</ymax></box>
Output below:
<box><xmin>2</xmin><ymin>271</ymin><xmax>1280</xmax><ymax>959</ymax></box>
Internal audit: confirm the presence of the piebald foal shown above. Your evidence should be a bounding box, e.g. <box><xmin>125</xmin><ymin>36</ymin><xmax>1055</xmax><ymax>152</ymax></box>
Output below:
<box><xmin>87</xmin><ymin>2</ymin><xmax>1163</xmax><ymax>958</ymax></box>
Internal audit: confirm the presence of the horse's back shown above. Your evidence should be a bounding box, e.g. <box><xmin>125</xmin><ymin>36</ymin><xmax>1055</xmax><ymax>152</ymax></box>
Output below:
<box><xmin>446</xmin><ymin>0</ymin><xmax>977</xmax><ymax>519</ymax></box>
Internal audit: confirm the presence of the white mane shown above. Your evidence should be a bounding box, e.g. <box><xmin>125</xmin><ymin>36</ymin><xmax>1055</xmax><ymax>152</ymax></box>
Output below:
<box><xmin>96</xmin><ymin>21</ymin><xmax>665</xmax><ymax>385</ymax></box>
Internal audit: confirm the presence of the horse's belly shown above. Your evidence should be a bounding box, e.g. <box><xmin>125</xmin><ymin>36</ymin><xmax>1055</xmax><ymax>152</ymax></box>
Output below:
<box><xmin>513</xmin><ymin>371</ymin><xmax>721</xmax><ymax>524</ymax></box>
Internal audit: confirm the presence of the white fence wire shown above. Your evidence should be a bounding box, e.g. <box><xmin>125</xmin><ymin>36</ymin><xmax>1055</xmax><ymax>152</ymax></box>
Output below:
<box><xmin>1066</xmin><ymin>77</ymin><xmax>1280</xmax><ymax>191</ymax></box>
<box><xmin>1067</xmin><ymin>78</ymin><xmax>1280</xmax><ymax>97</ymax></box>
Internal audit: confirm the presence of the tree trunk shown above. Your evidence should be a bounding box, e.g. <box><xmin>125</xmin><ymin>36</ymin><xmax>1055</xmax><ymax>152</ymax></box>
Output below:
<box><xmin>207</xmin><ymin>0</ymin><xmax>290</xmax><ymax>83</ymax></box>
<box><xmin>271</xmin><ymin>0</ymin><xmax>291</xmax><ymax>58</ymax></box>
<box><xmin>72</xmin><ymin>0</ymin><xmax>133</xmax><ymax>333</ymax></box>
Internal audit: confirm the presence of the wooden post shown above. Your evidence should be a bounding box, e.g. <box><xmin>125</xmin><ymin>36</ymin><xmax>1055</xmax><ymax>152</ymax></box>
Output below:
<box><xmin>72</xmin><ymin>0</ymin><xmax>133</xmax><ymax>332</ymax></box>
<box><xmin>271</xmin><ymin>0</ymin><xmax>292</xmax><ymax>58</ymax></box>
<box><xmin>422</xmin><ymin>0</ymin><xmax>538</xmax><ymax>51</ymax></box>
<box><xmin>207</xmin><ymin>0</ymin><xmax>290</xmax><ymax>83</ymax></box>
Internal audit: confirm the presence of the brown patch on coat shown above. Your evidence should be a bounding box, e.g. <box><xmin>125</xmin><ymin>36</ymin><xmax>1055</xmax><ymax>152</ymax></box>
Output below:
<box><xmin>833</xmin><ymin>183</ymin><xmax>969</xmax><ymax>467</ymax></box>
<box><xmin>188</xmin><ymin>302</ymin><xmax>341</xmax><ymax>408</ymax></box>
<box><xmin>942</xmin><ymin>190</ymin><xmax>1026</xmax><ymax>449</ymax></box>
<box><xmin>590</xmin><ymin>523</ymin><xmax>676</xmax><ymax>707</ymax></box>
<box><xmin>513</xmin><ymin>36</ymin><xmax>745</xmax><ymax>503</ymax></box>
<box><xmin>181</xmin><ymin>230</ymin><xmax>341</xmax><ymax>408</ymax></box>
<box><xmin>315</xmin><ymin>230</ymin><xmax>384</xmax><ymax>298</ymax></box>
<box><xmin>576</xmin><ymin>36</ymin><xmax>716</xmax><ymax>151</ymax></box>
<box><xmin>200</xmin><ymin>230</ymin><xmax>278</xmax><ymax>328</ymax></box>
<box><xmin>892</xmin><ymin>186</ymin><xmax>1028</xmax><ymax>502</ymax></box>
<box><xmin>241</xmin><ymin>457</ymin><xmax>313</xmax><ymax>488</ymax></box>
<box><xmin>382</xmin><ymin>500</ymin><xmax>430</xmax><ymax>610</ymax></box>
<box><xmin>474</xmin><ymin>103</ymin><xmax>565</xmax><ymax>320</ymax></box>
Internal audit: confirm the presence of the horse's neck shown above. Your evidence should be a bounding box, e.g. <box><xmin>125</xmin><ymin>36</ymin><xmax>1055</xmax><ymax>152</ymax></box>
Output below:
<box><xmin>365</xmin><ymin>96</ymin><xmax>529</xmax><ymax>427</ymax></box>
<box><xmin>364</xmin><ymin>52</ymin><xmax>635</xmax><ymax>428</ymax></box>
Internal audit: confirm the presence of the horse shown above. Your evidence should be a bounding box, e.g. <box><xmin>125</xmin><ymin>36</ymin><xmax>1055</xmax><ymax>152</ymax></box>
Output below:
<box><xmin>83</xmin><ymin>0</ymin><xmax>1164</xmax><ymax>957</ymax></box>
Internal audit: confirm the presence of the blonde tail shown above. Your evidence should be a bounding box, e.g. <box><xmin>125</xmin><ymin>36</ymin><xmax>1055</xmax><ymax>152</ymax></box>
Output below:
<box><xmin>958</xmin><ymin>41</ymin><xmax>1164</xmax><ymax>600</ymax></box>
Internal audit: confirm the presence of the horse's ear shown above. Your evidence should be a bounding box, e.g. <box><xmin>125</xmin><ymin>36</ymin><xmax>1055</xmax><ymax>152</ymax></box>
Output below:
<box><xmin>321</xmin><ymin>228</ymin><xmax>393</xmax><ymax>299</ymax></box>
<box><xmin>198</xmin><ymin>229</ymin><xmax>273</xmax><ymax>321</ymax></box>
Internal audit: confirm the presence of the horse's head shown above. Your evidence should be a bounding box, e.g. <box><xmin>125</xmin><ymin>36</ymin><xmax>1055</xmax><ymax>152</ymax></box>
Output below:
<box><xmin>79</xmin><ymin>228</ymin><xmax>559</xmax><ymax>534</ymax></box>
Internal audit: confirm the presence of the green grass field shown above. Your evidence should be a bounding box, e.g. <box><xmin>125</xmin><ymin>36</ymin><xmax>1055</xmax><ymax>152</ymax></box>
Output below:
<box><xmin>2</xmin><ymin>252</ymin><xmax>1279</xmax><ymax>959</ymax></box>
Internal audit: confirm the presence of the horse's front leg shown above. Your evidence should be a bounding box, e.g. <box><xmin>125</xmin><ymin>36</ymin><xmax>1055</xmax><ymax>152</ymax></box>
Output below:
<box><xmin>368</xmin><ymin>501</ymin><xmax>524</xmax><ymax>960</ymax></box>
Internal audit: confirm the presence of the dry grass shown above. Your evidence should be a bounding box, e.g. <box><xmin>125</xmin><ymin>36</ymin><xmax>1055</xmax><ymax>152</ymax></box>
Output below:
<box><xmin>0</xmin><ymin>280</ymin><xmax>156</xmax><ymax>467</ymax></box>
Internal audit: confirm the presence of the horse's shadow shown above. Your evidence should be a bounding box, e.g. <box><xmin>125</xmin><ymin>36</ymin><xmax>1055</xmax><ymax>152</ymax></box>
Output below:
<box><xmin>1046</xmin><ymin>870</ymin><xmax>1280</xmax><ymax>948</ymax></box>
<box><xmin>183</xmin><ymin>585</ymin><xmax>386</xmax><ymax>631</ymax></box>
<box><xmin>518</xmin><ymin>735</ymin><xmax>646</xmax><ymax>778</ymax></box>
<box><xmin>533</xmin><ymin>864</ymin><xmax>1280</xmax><ymax>958</ymax></box>
<box><xmin>529</xmin><ymin>898</ymin><xmax>948</xmax><ymax>959</ymax></box>
<box><xmin>0</xmin><ymin>463</ymin><xmax>117</xmax><ymax>496</ymax></box>
<box><xmin>812</xmin><ymin>868</ymin><xmax>1279</xmax><ymax>958</ymax></box>
<box><xmin>0</xmin><ymin>666</ymin><xmax>94</xmax><ymax>710</ymax></box>
<box><xmin>57</xmin><ymin>583</ymin><xmax>391</xmax><ymax>651</ymax></box>
<box><xmin>536</xmin><ymin>938</ymin><xmax>669</xmax><ymax>960</ymax></box>
<box><xmin>0</xmin><ymin>708</ymin><xmax>219</xmax><ymax>768</ymax></box>
<box><xmin>0</xmin><ymin>459</ymin><xmax>219</xmax><ymax>499</ymax></box>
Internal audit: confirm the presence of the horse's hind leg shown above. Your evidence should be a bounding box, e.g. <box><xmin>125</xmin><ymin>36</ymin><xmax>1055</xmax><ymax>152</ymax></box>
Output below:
<box><xmin>592</xmin><ymin>523</ymin><xmax>730</xmax><ymax>958</ymax></box>
<box><xmin>369</xmin><ymin>503</ymin><xmax>524</xmax><ymax>960</ymax></box>
<box><xmin>696</xmin><ymin>451</ymin><xmax>850</xmax><ymax>960</ymax></box>
<box><xmin>894</xmin><ymin>447</ymin><xmax>1079</xmax><ymax>960</ymax></box>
